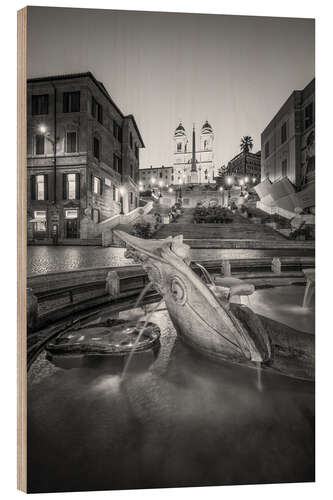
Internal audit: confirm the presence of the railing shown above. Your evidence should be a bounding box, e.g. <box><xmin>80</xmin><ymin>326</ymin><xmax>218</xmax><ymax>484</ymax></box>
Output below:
<box><xmin>256</xmin><ymin>201</ymin><xmax>315</xmax><ymax>225</ymax></box>
<box><xmin>256</xmin><ymin>201</ymin><xmax>296</xmax><ymax>219</ymax></box>
<box><xmin>98</xmin><ymin>200</ymin><xmax>154</xmax><ymax>232</ymax></box>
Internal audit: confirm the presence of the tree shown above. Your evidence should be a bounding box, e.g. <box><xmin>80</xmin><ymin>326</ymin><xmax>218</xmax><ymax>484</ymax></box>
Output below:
<box><xmin>240</xmin><ymin>136</ymin><xmax>254</xmax><ymax>179</ymax></box>
<box><xmin>240</xmin><ymin>136</ymin><xmax>254</xmax><ymax>154</ymax></box>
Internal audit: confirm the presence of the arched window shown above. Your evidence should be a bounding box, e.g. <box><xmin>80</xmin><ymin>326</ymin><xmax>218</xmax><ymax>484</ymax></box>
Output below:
<box><xmin>204</xmin><ymin>140</ymin><xmax>208</xmax><ymax>150</ymax></box>
<box><xmin>177</xmin><ymin>143</ymin><xmax>182</xmax><ymax>152</ymax></box>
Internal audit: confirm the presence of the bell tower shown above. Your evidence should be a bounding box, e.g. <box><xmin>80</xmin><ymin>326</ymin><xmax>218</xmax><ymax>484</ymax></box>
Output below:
<box><xmin>199</xmin><ymin>121</ymin><xmax>214</xmax><ymax>183</ymax></box>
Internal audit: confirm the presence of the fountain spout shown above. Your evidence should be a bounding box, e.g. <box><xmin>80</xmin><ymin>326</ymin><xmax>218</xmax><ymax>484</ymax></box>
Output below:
<box><xmin>114</xmin><ymin>230</ymin><xmax>271</xmax><ymax>366</ymax></box>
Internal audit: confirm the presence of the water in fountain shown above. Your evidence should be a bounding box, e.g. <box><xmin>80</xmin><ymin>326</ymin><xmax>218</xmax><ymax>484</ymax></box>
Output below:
<box><xmin>256</xmin><ymin>361</ymin><xmax>263</xmax><ymax>392</ymax></box>
<box><xmin>302</xmin><ymin>280</ymin><xmax>315</xmax><ymax>309</ymax></box>
<box><xmin>194</xmin><ymin>262</ymin><xmax>215</xmax><ymax>286</ymax></box>
<box><xmin>134</xmin><ymin>281</ymin><xmax>154</xmax><ymax>309</ymax></box>
<box><xmin>121</xmin><ymin>298</ymin><xmax>164</xmax><ymax>380</ymax></box>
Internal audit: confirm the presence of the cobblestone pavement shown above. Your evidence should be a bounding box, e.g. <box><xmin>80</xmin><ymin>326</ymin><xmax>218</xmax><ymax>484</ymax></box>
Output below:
<box><xmin>28</xmin><ymin>244</ymin><xmax>314</xmax><ymax>275</ymax></box>
<box><xmin>28</xmin><ymin>245</ymin><xmax>134</xmax><ymax>275</ymax></box>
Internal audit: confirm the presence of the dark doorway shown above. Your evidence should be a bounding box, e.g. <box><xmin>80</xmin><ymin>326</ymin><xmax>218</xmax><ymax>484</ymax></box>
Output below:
<box><xmin>65</xmin><ymin>218</ymin><xmax>79</xmax><ymax>239</ymax></box>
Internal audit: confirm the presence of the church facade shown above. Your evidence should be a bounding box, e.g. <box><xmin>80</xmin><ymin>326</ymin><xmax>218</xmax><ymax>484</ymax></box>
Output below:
<box><xmin>173</xmin><ymin>121</ymin><xmax>215</xmax><ymax>185</ymax></box>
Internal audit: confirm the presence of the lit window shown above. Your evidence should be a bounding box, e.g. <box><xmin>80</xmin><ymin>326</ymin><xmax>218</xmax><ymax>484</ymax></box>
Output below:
<box><xmin>34</xmin><ymin>210</ymin><xmax>47</xmax><ymax>232</ymax></box>
<box><xmin>93</xmin><ymin>176</ymin><xmax>103</xmax><ymax>195</ymax></box>
<box><xmin>36</xmin><ymin>175</ymin><xmax>45</xmax><ymax>200</ymax></box>
<box><xmin>68</xmin><ymin>174</ymin><xmax>76</xmax><ymax>200</ymax></box>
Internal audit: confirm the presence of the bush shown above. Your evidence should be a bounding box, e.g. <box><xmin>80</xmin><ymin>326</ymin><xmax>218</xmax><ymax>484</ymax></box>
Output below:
<box><xmin>131</xmin><ymin>221</ymin><xmax>152</xmax><ymax>239</ymax></box>
<box><xmin>193</xmin><ymin>205</ymin><xmax>233</xmax><ymax>224</ymax></box>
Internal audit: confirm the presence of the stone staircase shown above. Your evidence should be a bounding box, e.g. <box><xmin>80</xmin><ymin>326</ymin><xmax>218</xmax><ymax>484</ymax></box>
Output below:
<box><xmin>154</xmin><ymin>223</ymin><xmax>286</xmax><ymax>241</ymax></box>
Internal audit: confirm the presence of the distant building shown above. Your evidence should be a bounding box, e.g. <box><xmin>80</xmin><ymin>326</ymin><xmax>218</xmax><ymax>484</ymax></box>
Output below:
<box><xmin>172</xmin><ymin>121</ymin><xmax>215</xmax><ymax>184</ymax></box>
<box><xmin>139</xmin><ymin>165</ymin><xmax>173</xmax><ymax>191</ymax></box>
<box><xmin>226</xmin><ymin>150</ymin><xmax>261</xmax><ymax>185</ymax></box>
<box><xmin>258</xmin><ymin>78</ymin><xmax>315</xmax><ymax>213</ymax></box>
<box><xmin>27</xmin><ymin>72</ymin><xmax>144</xmax><ymax>242</ymax></box>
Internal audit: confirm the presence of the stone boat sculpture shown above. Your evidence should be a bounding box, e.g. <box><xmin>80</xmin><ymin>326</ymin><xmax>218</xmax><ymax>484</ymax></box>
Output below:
<box><xmin>114</xmin><ymin>230</ymin><xmax>314</xmax><ymax>381</ymax></box>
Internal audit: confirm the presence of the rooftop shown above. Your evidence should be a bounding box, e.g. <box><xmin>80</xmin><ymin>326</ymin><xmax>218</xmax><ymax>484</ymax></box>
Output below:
<box><xmin>27</xmin><ymin>71</ymin><xmax>145</xmax><ymax>147</ymax></box>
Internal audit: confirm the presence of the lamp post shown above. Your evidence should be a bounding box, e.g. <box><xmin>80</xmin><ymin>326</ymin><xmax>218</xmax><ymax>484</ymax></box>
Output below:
<box><xmin>39</xmin><ymin>115</ymin><xmax>57</xmax><ymax>204</ymax></box>
<box><xmin>158</xmin><ymin>180</ymin><xmax>163</xmax><ymax>198</ymax></box>
<box><xmin>219</xmin><ymin>186</ymin><xmax>224</xmax><ymax>207</ymax></box>
<box><xmin>119</xmin><ymin>186</ymin><xmax>125</xmax><ymax>215</ymax></box>
<box><xmin>239</xmin><ymin>178</ymin><xmax>245</xmax><ymax>197</ymax></box>
<box><xmin>225</xmin><ymin>176</ymin><xmax>233</xmax><ymax>204</ymax></box>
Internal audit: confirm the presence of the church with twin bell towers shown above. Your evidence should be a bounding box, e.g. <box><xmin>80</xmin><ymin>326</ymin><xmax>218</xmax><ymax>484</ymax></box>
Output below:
<box><xmin>173</xmin><ymin>121</ymin><xmax>215</xmax><ymax>185</ymax></box>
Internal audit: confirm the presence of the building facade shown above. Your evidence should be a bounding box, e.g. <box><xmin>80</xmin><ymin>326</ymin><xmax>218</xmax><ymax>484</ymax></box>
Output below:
<box><xmin>225</xmin><ymin>151</ymin><xmax>261</xmax><ymax>185</ymax></box>
<box><xmin>27</xmin><ymin>72</ymin><xmax>144</xmax><ymax>242</ymax></box>
<box><xmin>139</xmin><ymin>165</ymin><xmax>173</xmax><ymax>191</ymax></box>
<box><xmin>261</xmin><ymin>78</ymin><xmax>315</xmax><ymax>190</ymax></box>
<box><xmin>172</xmin><ymin>121</ymin><xmax>215</xmax><ymax>184</ymax></box>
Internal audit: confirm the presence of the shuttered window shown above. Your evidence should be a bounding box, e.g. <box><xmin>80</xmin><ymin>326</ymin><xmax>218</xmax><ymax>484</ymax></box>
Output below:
<box><xmin>66</xmin><ymin>131</ymin><xmax>77</xmax><ymax>153</ymax></box>
<box><xmin>93</xmin><ymin>176</ymin><xmax>103</xmax><ymax>195</ymax></box>
<box><xmin>32</xmin><ymin>94</ymin><xmax>49</xmax><ymax>115</ymax></box>
<box><xmin>63</xmin><ymin>91</ymin><xmax>80</xmax><ymax>113</ymax></box>
<box><xmin>35</xmin><ymin>135</ymin><xmax>45</xmax><ymax>155</ymax></box>
<box><xmin>92</xmin><ymin>97</ymin><xmax>103</xmax><ymax>124</ymax></box>
<box><xmin>30</xmin><ymin>174</ymin><xmax>48</xmax><ymax>200</ymax></box>
<box><xmin>93</xmin><ymin>137</ymin><xmax>100</xmax><ymax>159</ymax></box>
<box><xmin>281</xmin><ymin>122</ymin><xmax>287</xmax><ymax>144</ymax></box>
<box><xmin>63</xmin><ymin>173</ymin><xmax>80</xmax><ymax>200</ymax></box>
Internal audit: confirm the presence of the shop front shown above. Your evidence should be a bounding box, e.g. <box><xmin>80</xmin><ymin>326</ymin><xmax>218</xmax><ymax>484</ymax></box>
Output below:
<box><xmin>64</xmin><ymin>209</ymin><xmax>79</xmax><ymax>239</ymax></box>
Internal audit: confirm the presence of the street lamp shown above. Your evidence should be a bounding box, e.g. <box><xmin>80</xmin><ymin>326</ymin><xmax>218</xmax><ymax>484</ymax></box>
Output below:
<box><xmin>39</xmin><ymin>124</ymin><xmax>47</xmax><ymax>134</ymax></box>
<box><xmin>239</xmin><ymin>178</ymin><xmax>245</xmax><ymax>197</ymax></box>
<box><xmin>119</xmin><ymin>186</ymin><xmax>126</xmax><ymax>215</ymax></box>
<box><xmin>219</xmin><ymin>186</ymin><xmax>224</xmax><ymax>207</ymax></box>
<box><xmin>158</xmin><ymin>180</ymin><xmax>164</xmax><ymax>198</ymax></box>
<box><xmin>225</xmin><ymin>176</ymin><xmax>233</xmax><ymax>204</ymax></box>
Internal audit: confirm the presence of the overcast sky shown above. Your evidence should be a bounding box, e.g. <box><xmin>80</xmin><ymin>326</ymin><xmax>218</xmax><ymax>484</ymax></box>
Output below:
<box><xmin>27</xmin><ymin>7</ymin><xmax>315</xmax><ymax>169</ymax></box>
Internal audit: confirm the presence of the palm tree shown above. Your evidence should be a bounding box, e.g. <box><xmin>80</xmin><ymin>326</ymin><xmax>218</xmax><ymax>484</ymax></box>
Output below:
<box><xmin>240</xmin><ymin>136</ymin><xmax>254</xmax><ymax>154</ymax></box>
<box><xmin>240</xmin><ymin>136</ymin><xmax>254</xmax><ymax>181</ymax></box>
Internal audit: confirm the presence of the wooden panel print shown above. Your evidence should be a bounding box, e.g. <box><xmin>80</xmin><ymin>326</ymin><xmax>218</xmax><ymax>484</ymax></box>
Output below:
<box><xmin>18</xmin><ymin>6</ymin><xmax>315</xmax><ymax>493</ymax></box>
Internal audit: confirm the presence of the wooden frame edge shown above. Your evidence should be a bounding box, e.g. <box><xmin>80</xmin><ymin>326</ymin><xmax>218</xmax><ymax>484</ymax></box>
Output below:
<box><xmin>17</xmin><ymin>6</ymin><xmax>27</xmax><ymax>493</ymax></box>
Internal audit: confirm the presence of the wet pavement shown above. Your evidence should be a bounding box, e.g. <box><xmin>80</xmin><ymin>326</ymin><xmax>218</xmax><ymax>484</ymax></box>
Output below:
<box><xmin>28</xmin><ymin>245</ymin><xmax>314</xmax><ymax>275</ymax></box>
<box><xmin>27</xmin><ymin>246</ymin><xmax>134</xmax><ymax>275</ymax></box>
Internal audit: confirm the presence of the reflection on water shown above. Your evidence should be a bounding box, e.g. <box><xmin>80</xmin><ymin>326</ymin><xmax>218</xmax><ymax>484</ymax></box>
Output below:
<box><xmin>28</xmin><ymin>297</ymin><xmax>314</xmax><ymax>493</ymax></box>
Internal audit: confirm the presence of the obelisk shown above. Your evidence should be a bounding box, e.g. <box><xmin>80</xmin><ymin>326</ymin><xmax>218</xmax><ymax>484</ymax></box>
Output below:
<box><xmin>190</xmin><ymin>124</ymin><xmax>198</xmax><ymax>184</ymax></box>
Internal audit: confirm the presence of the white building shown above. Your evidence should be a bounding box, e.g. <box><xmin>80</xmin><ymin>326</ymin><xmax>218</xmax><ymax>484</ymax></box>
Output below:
<box><xmin>173</xmin><ymin>121</ymin><xmax>215</xmax><ymax>185</ymax></box>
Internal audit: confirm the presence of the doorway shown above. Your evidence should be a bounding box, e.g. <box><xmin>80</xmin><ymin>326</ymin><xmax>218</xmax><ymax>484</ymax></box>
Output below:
<box><xmin>64</xmin><ymin>209</ymin><xmax>79</xmax><ymax>239</ymax></box>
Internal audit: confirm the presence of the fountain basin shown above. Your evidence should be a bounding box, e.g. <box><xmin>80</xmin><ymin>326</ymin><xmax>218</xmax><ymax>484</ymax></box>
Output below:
<box><xmin>45</xmin><ymin>318</ymin><xmax>161</xmax><ymax>363</ymax></box>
